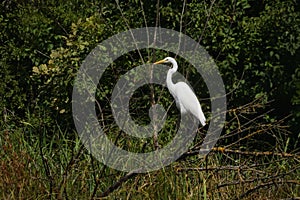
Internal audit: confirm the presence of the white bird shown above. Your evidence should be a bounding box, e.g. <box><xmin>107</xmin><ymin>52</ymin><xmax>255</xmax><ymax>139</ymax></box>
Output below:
<box><xmin>154</xmin><ymin>57</ymin><xmax>206</xmax><ymax>126</ymax></box>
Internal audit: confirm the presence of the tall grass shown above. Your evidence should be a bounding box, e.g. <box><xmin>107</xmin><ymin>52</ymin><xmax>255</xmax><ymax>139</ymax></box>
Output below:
<box><xmin>0</xmin><ymin>112</ymin><xmax>299</xmax><ymax>199</ymax></box>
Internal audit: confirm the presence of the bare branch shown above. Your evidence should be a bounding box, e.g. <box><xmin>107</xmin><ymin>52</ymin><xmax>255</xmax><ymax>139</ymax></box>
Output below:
<box><xmin>99</xmin><ymin>171</ymin><xmax>137</xmax><ymax>198</ymax></box>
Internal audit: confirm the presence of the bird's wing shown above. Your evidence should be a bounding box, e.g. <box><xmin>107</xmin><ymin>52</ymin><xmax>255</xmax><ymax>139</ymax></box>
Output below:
<box><xmin>174</xmin><ymin>82</ymin><xmax>206</xmax><ymax>126</ymax></box>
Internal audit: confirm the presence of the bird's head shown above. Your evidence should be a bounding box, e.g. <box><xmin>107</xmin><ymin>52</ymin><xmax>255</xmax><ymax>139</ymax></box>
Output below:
<box><xmin>154</xmin><ymin>57</ymin><xmax>175</xmax><ymax>65</ymax></box>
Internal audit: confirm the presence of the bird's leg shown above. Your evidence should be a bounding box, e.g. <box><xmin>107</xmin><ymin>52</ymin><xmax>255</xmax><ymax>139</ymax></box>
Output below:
<box><xmin>153</xmin><ymin>132</ymin><xmax>159</xmax><ymax>150</ymax></box>
<box><xmin>176</xmin><ymin>112</ymin><xmax>181</xmax><ymax>131</ymax></box>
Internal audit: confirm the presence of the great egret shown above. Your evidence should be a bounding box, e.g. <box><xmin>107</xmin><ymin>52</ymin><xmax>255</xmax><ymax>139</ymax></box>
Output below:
<box><xmin>154</xmin><ymin>57</ymin><xmax>206</xmax><ymax>126</ymax></box>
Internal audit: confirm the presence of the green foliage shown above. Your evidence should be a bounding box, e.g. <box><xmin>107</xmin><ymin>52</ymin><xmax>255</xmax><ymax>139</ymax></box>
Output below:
<box><xmin>185</xmin><ymin>0</ymin><xmax>300</xmax><ymax>130</ymax></box>
<box><xmin>2</xmin><ymin>0</ymin><xmax>298</xmax><ymax>132</ymax></box>
<box><xmin>0</xmin><ymin>127</ymin><xmax>298</xmax><ymax>199</ymax></box>
<box><xmin>30</xmin><ymin>14</ymin><xmax>106</xmax><ymax>128</ymax></box>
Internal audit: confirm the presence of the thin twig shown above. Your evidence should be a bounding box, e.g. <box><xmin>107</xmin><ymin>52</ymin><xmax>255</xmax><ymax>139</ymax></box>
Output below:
<box><xmin>35</xmin><ymin>49</ymin><xmax>50</xmax><ymax>59</ymax></box>
<box><xmin>212</xmin><ymin>147</ymin><xmax>300</xmax><ymax>159</ymax></box>
<box><xmin>195</xmin><ymin>0</ymin><xmax>216</xmax><ymax>48</ymax></box>
<box><xmin>114</xmin><ymin>0</ymin><xmax>145</xmax><ymax>64</ymax></box>
<box><xmin>176</xmin><ymin>0</ymin><xmax>186</xmax><ymax>56</ymax></box>
<box><xmin>99</xmin><ymin>171</ymin><xmax>137</xmax><ymax>197</ymax></box>
<box><xmin>235</xmin><ymin>180</ymin><xmax>300</xmax><ymax>200</ymax></box>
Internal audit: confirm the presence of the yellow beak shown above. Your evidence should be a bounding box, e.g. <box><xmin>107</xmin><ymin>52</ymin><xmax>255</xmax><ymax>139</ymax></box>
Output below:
<box><xmin>154</xmin><ymin>59</ymin><xmax>166</xmax><ymax>64</ymax></box>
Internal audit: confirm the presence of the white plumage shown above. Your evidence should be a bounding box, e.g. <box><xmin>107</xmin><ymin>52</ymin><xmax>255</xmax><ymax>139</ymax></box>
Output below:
<box><xmin>154</xmin><ymin>57</ymin><xmax>206</xmax><ymax>126</ymax></box>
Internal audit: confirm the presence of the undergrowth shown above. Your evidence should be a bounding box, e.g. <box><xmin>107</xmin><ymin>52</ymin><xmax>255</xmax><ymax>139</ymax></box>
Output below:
<box><xmin>0</xmin><ymin>123</ymin><xmax>299</xmax><ymax>199</ymax></box>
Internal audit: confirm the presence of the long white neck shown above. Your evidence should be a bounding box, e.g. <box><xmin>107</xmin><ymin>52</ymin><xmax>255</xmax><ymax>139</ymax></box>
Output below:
<box><xmin>166</xmin><ymin>59</ymin><xmax>178</xmax><ymax>93</ymax></box>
